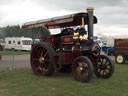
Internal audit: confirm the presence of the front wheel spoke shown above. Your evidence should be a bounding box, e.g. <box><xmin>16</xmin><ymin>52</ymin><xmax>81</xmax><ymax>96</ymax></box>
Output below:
<box><xmin>97</xmin><ymin>62</ymin><xmax>102</xmax><ymax>66</ymax></box>
<box><xmin>83</xmin><ymin>63</ymin><xmax>88</xmax><ymax>67</ymax></box>
<box><xmin>105</xmin><ymin>69</ymin><xmax>110</xmax><ymax>73</ymax></box>
<box><xmin>76</xmin><ymin>67</ymin><xmax>80</xmax><ymax>72</ymax></box>
<box><xmin>79</xmin><ymin>72</ymin><xmax>85</xmax><ymax>78</ymax></box>
<box><xmin>104</xmin><ymin>59</ymin><xmax>108</xmax><ymax>65</ymax></box>
<box><xmin>84</xmin><ymin>71</ymin><xmax>89</xmax><ymax>77</ymax></box>
<box><xmin>97</xmin><ymin>68</ymin><xmax>101</xmax><ymax>73</ymax></box>
<box><xmin>100</xmin><ymin>70</ymin><xmax>104</xmax><ymax>75</ymax></box>
<box><xmin>100</xmin><ymin>58</ymin><xmax>103</xmax><ymax>64</ymax></box>
<box><xmin>97</xmin><ymin>68</ymin><xmax>101</xmax><ymax>72</ymax></box>
<box><xmin>77</xmin><ymin>70</ymin><xmax>82</xmax><ymax>76</ymax></box>
<box><xmin>107</xmin><ymin>65</ymin><xmax>110</xmax><ymax>69</ymax></box>
<box><xmin>104</xmin><ymin>61</ymin><xmax>110</xmax><ymax>66</ymax></box>
<box><xmin>78</xmin><ymin>62</ymin><xmax>83</xmax><ymax>67</ymax></box>
<box><xmin>103</xmin><ymin>71</ymin><xmax>107</xmax><ymax>75</ymax></box>
<box><xmin>81</xmin><ymin>73</ymin><xmax>87</xmax><ymax>79</ymax></box>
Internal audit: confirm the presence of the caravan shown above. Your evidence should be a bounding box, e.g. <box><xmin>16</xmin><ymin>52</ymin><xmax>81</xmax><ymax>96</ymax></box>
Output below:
<box><xmin>4</xmin><ymin>37</ymin><xmax>32</xmax><ymax>51</ymax></box>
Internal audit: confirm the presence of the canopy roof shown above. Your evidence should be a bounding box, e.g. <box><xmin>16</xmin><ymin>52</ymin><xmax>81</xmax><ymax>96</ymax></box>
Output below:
<box><xmin>22</xmin><ymin>12</ymin><xmax>97</xmax><ymax>29</ymax></box>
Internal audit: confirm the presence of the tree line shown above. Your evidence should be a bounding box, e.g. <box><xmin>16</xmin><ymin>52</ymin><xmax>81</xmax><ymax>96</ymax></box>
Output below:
<box><xmin>0</xmin><ymin>25</ymin><xmax>51</xmax><ymax>39</ymax></box>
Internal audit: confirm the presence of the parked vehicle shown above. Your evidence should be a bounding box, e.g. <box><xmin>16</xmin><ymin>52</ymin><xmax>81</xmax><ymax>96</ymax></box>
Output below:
<box><xmin>114</xmin><ymin>39</ymin><xmax>128</xmax><ymax>64</ymax></box>
<box><xmin>102</xmin><ymin>46</ymin><xmax>115</xmax><ymax>56</ymax></box>
<box><xmin>4</xmin><ymin>37</ymin><xmax>32</xmax><ymax>51</ymax></box>
<box><xmin>33</xmin><ymin>39</ymin><xmax>40</xmax><ymax>44</ymax></box>
<box><xmin>22</xmin><ymin>8</ymin><xmax>114</xmax><ymax>82</ymax></box>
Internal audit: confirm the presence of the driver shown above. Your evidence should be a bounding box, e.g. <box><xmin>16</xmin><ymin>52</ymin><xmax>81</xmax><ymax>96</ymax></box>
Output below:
<box><xmin>75</xmin><ymin>27</ymin><xmax>88</xmax><ymax>40</ymax></box>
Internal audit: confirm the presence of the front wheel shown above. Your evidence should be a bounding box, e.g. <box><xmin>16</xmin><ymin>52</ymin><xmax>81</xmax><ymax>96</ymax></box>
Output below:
<box><xmin>72</xmin><ymin>56</ymin><xmax>94</xmax><ymax>82</ymax></box>
<box><xmin>94</xmin><ymin>55</ymin><xmax>114</xmax><ymax>79</ymax></box>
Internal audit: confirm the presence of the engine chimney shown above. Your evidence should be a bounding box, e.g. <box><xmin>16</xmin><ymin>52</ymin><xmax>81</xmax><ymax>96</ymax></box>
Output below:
<box><xmin>86</xmin><ymin>7</ymin><xmax>94</xmax><ymax>40</ymax></box>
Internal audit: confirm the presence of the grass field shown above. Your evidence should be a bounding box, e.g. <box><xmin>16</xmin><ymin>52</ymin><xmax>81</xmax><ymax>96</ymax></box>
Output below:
<box><xmin>0</xmin><ymin>63</ymin><xmax>128</xmax><ymax>96</ymax></box>
<box><xmin>0</xmin><ymin>50</ymin><xmax>30</xmax><ymax>55</ymax></box>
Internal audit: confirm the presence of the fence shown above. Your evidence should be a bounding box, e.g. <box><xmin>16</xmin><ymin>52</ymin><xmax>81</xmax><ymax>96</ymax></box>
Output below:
<box><xmin>0</xmin><ymin>50</ymin><xmax>31</xmax><ymax>71</ymax></box>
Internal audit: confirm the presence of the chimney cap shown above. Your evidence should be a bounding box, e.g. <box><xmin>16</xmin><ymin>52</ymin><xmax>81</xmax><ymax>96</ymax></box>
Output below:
<box><xmin>86</xmin><ymin>7</ymin><xmax>94</xmax><ymax>11</ymax></box>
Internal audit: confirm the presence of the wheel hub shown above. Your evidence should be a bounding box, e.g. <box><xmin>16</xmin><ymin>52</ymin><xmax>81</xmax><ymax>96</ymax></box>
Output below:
<box><xmin>39</xmin><ymin>57</ymin><xmax>45</xmax><ymax>63</ymax></box>
<box><xmin>79</xmin><ymin>67</ymin><xmax>83</xmax><ymax>71</ymax></box>
<box><xmin>101</xmin><ymin>65</ymin><xmax>107</xmax><ymax>70</ymax></box>
<box><xmin>117</xmin><ymin>56</ymin><xmax>123</xmax><ymax>63</ymax></box>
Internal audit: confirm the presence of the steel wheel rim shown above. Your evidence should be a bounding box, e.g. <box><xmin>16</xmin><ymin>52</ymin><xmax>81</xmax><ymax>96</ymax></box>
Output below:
<box><xmin>31</xmin><ymin>45</ymin><xmax>49</xmax><ymax>75</ymax></box>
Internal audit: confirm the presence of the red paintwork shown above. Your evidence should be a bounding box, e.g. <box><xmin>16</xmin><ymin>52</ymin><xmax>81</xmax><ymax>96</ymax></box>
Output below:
<box><xmin>56</xmin><ymin>52</ymin><xmax>73</xmax><ymax>65</ymax></box>
<box><xmin>62</xmin><ymin>35</ymin><xmax>74</xmax><ymax>44</ymax></box>
<box><xmin>64</xmin><ymin>37</ymin><xmax>72</xmax><ymax>42</ymax></box>
<box><xmin>55</xmin><ymin>49</ymin><xmax>81</xmax><ymax>65</ymax></box>
<box><xmin>45</xmin><ymin>36</ymin><xmax>57</xmax><ymax>44</ymax></box>
<box><xmin>72</xmin><ymin>49</ymin><xmax>81</xmax><ymax>57</ymax></box>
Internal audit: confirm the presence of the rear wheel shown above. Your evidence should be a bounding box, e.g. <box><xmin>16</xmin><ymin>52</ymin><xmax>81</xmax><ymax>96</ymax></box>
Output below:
<box><xmin>31</xmin><ymin>43</ymin><xmax>55</xmax><ymax>76</ymax></box>
<box><xmin>72</xmin><ymin>56</ymin><xmax>94</xmax><ymax>82</ymax></box>
<box><xmin>115</xmin><ymin>54</ymin><xmax>125</xmax><ymax>64</ymax></box>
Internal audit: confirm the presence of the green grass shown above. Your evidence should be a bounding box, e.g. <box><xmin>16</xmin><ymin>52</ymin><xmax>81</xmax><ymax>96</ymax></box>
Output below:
<box><xmin>0</xmin><ymin>50</ymin><xmax>30</xmax><ymax>55</ymax></box>
<box><xmin>0</xmin><ymin>64</ymin><xmax>128</xmax><ymax>96</ymax></box>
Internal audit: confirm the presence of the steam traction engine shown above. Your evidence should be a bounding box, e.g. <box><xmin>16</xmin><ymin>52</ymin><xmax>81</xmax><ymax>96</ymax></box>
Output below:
<box><xmin>22</xmin><ymin>8</ymin><xmax>114</xmax><ymax>82</ymax></box>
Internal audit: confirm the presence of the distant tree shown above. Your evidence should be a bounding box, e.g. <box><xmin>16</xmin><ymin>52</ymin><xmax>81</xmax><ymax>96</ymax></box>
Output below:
<box><xmin>0</xmin><ymin>25</ymin><xmax>51</xmax><ymax>39</ymax></box>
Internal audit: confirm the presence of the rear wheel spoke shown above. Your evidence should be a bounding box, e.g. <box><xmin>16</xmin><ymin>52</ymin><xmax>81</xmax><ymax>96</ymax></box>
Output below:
<box><xmin>43</xmin><ymin>52</ymin><xmax>48</xmax><ymax>57</ymax></box>
<box><xmin>33</xmin><ymin>59</ymin><xmax>39</xmax><ymax>61</ymax></box>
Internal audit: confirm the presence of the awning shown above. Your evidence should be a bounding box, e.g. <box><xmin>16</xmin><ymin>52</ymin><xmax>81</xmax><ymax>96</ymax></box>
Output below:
<box><xmin>22</xmin><ymin>12</ymin><xmax>97</xmax><ymax>29</ymax></box>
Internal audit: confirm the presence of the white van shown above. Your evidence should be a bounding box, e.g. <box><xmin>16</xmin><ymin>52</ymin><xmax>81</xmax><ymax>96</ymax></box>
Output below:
<box><xmin>4</xmin><ymin>37</ymin><xmax>32</xmax><ymax>51</ymax></box>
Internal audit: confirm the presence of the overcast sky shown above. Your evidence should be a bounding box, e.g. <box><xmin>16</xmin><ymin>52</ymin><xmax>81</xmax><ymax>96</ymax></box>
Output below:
<box><xmin>0</xmin><ymin>0</ymin><xmax>128</xmax><ymax>36</ymax></box>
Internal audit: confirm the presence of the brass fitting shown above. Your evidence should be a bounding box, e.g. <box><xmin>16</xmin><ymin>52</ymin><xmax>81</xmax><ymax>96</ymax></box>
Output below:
<box><xmin>79</xmin><ymin>34</ymin><xmax>88</xmax><ymax>40</ymax></box>
<box><xmin>74</xmin><ymin>32</ymin><xmax>79</xmax><ymax>36</ymax></box>
<box><xmin>80</xmin><ymin>17</ymin><xmax>85</xmax><ymax>28</ymax></box>
<box><xmin>73</xmin><ymin>36</ymin><xmax>79</xmax><ymax>40</ymax></box>
<box><xmin>86</xmin><ymin>7</ymin><xmax>94</xmax><ymax>11</ymax></box>
<box><xmin>73</xmin><ymin>32</ymin><xmax>79</xmax><ymax>40</ymax></box>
